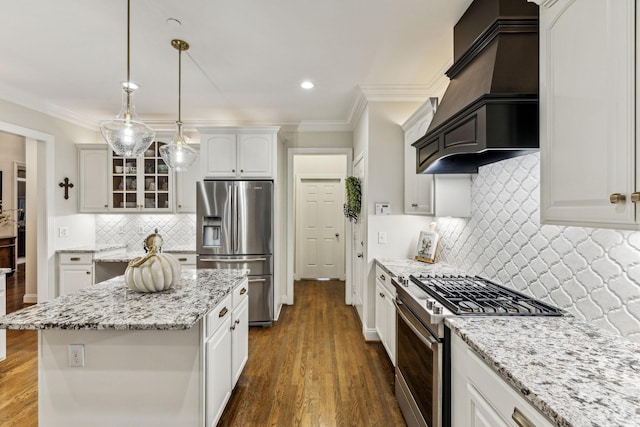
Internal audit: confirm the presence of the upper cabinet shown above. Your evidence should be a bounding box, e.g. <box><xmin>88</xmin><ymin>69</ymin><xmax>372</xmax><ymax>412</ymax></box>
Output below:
<box><xmin>78</xmin><ymin>146</ymin><xmax>109</xmax><ymax>212</ymax></box>
<box><xmin>403</xmin><ymin>99</ymin><xmax>472</xmax><ymax>218</ymax></box>
<box><xmin>538</xmin><ymin>0</ymin><xmax>637</xmax><ymax>229</ymax></box>
<box><xmin>176</xmin><ymin>145</ymin><xmax>201</xmax><ymax>213</ymax></box>
<box><xmin>199</xmin><ymin>127</ymin><xmax>278</xmax><ymax>179</ymax></box>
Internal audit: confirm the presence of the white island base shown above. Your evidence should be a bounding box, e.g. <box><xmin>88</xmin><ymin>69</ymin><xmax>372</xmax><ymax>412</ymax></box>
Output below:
<box><xmin>39</xmin><ymin>327</ymin><xmax>204</xmax><ymax>426</ymax></box>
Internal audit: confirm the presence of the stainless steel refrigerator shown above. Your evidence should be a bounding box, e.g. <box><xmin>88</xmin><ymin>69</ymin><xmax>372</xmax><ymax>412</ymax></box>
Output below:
<box><xmin>196</xmin><ymin>180</ymin><xmax>273</xmax><ymax>326</ymax></box>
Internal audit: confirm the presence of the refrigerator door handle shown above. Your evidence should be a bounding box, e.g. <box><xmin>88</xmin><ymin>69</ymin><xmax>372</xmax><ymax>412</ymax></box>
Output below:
<box><xmin>199</xmin><ymin>257</ymin><xmax>268</xmax><ymax>263</ymax></box>
<box><xmin>248</xmin><ymin>278</ymin><xmax>267</xmax><ymax>283</ymax></box>
<box><xmin>234</xmin><ymin>183</ymin><xmax>239</xmax><ymax>253</ymax></box>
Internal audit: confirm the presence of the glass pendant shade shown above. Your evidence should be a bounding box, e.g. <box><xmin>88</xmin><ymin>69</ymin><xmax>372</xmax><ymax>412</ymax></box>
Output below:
<box><xmin>100</xmin><ymin>85</ymin><xmax>155</xmax><ymax>157</ymax></box>
<box><xmin>160</xmin><ymin>122</ymin><xmax>197</xmax><ymax>172</ymax></box>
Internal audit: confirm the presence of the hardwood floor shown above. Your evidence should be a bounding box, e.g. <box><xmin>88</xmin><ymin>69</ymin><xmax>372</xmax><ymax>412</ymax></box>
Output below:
<box><xmin>1</xmin><ymin>274</ymin><xmax>405</xmax><ymax>427</ymax></box>
<box><xmin>1</xmin><ymin>263</ymin><xmax>38</xmax><ymax>427</ymax></box>
<box><xmin>218</xmin><ymin>280</ymin><xmax>406</xmax><ymax>427</ymax></box>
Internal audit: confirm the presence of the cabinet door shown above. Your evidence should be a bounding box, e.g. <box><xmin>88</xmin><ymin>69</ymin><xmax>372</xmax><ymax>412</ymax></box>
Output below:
<box><xmin>205</xmin><ymin>317</ymin><xmax>232</xmax><ymax>427</ymax></box>
<box><xmin>59</xmin><ymin>265</ymin><xmax>93</xmax><ymax>296</ymax></box>
<box><xmin>79</xmin><ymin>148</ymin><xmax>109</xmax><ymax>212</ymax></box>
<box><xmin>176</xmin><ymin>145</ymin><xmax>201</xmax><ymax>213</ymax></box>
<box><xmin>375</xmin><ymin>282</ymin><xmax>386</xmax><ymax>346</ymax></box>
<box><xmin>140</xmin><ymin>141</ymin><xmax>173</xmax><ymax>212</ymax></box>
<box><xmin>539</xmin><ymin>0</ymin><xmax>636</xmax><ymax>227</ymax></box>
<box><xmin>404</xmin><ymin>103</ymin><xmax>435</xmax><ymax>215</ymax></box>
<box><xmin>202</xmin><ymin>134</ymin><xmax>238</xmax><ymax>178</ymax></box>
<box><xmin>231</xmin><ymin>296</ymin><xmax>249</xmax><ymax>387</ymax></box>
<box><xmin>383</xmin><ymin>286</ymin><xmax>396</xmax><ymax>366</ymax></box>
<box><xmin>238</xmin><ymin>134</ymin><xmax>273</xmax><ymax>178</ymax></box>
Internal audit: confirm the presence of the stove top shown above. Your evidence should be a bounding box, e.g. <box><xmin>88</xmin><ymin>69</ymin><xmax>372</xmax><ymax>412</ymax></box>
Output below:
<box><xmin>409</xmin><ymin>274</ymin><xmax>563</xmax><ymax>316</ymax></box>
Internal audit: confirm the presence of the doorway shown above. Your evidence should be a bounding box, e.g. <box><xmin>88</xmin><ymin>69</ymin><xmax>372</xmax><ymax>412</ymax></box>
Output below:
<box><xmin>286</xmin><ymin>149</ymin><xmax>352</xmax><ymax>306</ymax></box>
<box><xmin>295</xmin><ymin>176</ymin><xmax>345</xmax><ymax>280</ymax></box>
<box><xmin>15</xmin><ymin>163</ymin><xmax>26</xmax><ymax>262</ymax></box>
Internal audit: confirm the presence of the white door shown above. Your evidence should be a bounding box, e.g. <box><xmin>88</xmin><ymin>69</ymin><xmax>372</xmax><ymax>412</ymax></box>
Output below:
<box><xmin>351</xmin><ymin>157</ymin><xmax>365</xmax><ymax>309</ymax></box>
<box><xmin>296</xmin><ymin>177</ymin><xmax>345</xmax><ymax>279</ymax></box>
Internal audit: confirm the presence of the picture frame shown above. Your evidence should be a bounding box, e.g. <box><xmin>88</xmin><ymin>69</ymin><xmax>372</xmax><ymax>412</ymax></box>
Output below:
<box><xmin>415</xmin><ymin>230</ymin><xmax>440</xmax><ymax>263</ymax></box>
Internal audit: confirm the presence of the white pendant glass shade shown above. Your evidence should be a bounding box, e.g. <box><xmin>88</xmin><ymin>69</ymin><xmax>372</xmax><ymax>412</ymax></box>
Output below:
<box><xmin>159</xmin><ymin>122</ymin><xmax>197</xmax><ymax>172</ymax></box>
<box><xmin>99</xmin><ymin>85</ymin><xmax>155</xmax><ymax>157</ymax></box>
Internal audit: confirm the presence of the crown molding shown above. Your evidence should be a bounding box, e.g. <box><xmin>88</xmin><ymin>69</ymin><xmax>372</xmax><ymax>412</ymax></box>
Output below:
<box><xmin>0</xmin><ymin>82</ymin><xmax>98</xmax><ymax>131</ymax></box>
<box><xmin>294</xmin><ymin>121</ymin><xmax>352</xmax><ymax>132</ymax></box>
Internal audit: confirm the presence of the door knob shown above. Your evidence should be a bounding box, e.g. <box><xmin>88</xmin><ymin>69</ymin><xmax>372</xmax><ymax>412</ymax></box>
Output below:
<box><xmin>631</xmin><ymin>192</ymin><xmax>640</xmax><ymax>203</ymax></box>
<box><xmin>610</xmin><ymin>193</ymin><xmax>626</xmax><ymax>204</ymax></box>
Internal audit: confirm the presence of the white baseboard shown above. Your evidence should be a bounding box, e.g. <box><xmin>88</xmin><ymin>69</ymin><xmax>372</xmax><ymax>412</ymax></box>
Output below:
<box><xmin>274</xmin><ymin>302</ymin><xmax>283</xmax><ymax>321</ymax></box>
<box><xmin>363</xmin><ymin>327</ymin><xmax>380</xmax><ymax>341</ymax></box>
<box><xmin>23</xmin><ymin>293</ymin><xmax>37</xmax><ymax>304</ymax></box>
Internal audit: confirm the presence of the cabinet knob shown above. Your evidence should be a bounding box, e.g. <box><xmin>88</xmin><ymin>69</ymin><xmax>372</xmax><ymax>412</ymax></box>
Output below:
<box><xmin>610</xmin><ymin>193</ymin><xmax>626</xmax><ymax>204</ymax></box>
<box><xmin>104</xmin><ymin>204</ymin><xmax>108</xmax><ymax>208</ymax></box>
<box><xmin>86</xmin><ymin>271</ymin><xmax>91</xmax><ymax>275</ymax></box>
<box><xmin>232</xmin><ymin>169</ymin><xmax>236</xmax><ymax>173</ymax></box>
<box><xmin>178</xmin><ymin>205</ymin><xmax>182</xmax><ymax>208</ymax></box>
<box><xmin>631</xmin><ymin>192</ymin><xmax>640</xmax><ymax>203</ymax></box>
<box><xmin>411</xmin><ymin>203</ymin><xmax>418</xmax><ymax>207</ymax></box>
<box><xmin>379</xmin><ymin>292</ymin><xmax>385</xmax><ymax>298</ymax></box>
<box><xmin>240</xmin><ymin>169</ymin><xmax>244</xmax><ymax>173</ymax></box>
<box><xmin>380</xmin><ymin>274</ymin><xmax>386</xmax><ymax>281</ymax></box>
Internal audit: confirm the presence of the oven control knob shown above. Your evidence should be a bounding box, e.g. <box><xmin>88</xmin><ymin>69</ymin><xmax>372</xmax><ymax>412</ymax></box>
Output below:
<box><xmin>432</xmin><ymin>304</ymin><xmax>443</xmax><ymax>315</ymax></box>
<box><xmin>426</xmin><ymin>299</ymin><xmax>434</xmax><ymax>310</ymax></box>
<box><xmin>402</xmin><ymin>277</ymin><xmax>409</xmax><ymax>286</ymax></box>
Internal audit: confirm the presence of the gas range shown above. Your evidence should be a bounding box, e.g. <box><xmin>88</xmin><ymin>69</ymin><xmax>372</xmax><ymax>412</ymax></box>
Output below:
<box><xmin>409</xmin><ymin>274</ymin><xmax>564</xmax><ymax>317</ymax></box>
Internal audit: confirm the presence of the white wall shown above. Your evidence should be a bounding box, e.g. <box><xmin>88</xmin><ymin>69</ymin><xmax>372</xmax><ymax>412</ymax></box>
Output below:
<box><xmin>436</xmin><ymin>153</ymin><xmax>640</xmax><ymax>343</ymax></box>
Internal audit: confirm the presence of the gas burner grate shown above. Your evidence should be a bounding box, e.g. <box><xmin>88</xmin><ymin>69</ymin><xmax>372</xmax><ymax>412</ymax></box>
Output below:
<box><xmin>409</xmin><ymin>275</ymin><xmax>563</xmax><ymax>316</ymax></box>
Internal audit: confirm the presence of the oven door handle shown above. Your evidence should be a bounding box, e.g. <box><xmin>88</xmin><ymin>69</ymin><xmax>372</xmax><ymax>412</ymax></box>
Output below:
<box><xmin>394</xmin><ymin>299</ymin><xmax>438</xmax><ymax>350</ymax></box>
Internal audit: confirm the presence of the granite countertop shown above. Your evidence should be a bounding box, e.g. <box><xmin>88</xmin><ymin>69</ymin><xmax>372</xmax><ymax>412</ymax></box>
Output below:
<box><xmin>376</xmin><ymin>257</ymin><xmax>640</xmax><ymax>426</ymax></box>
<box><xmin>0</xmin><ymin>268</ymin><xmax>246</xmax><ymax>330</ymax></box>
<box><xmin>56</xmin><ymin>243</ymin><xmax>127</xmax><ymax>254</ymax></box>
<box><xmin>446</xmin><ymin>317</ymin><xmax>640</xmax><ymax>427</ymax></box>
<box><xmin>94</xmin><ymin>249</ymin><xmax>196</xmax><ymax>262</ymax></box>
<box><xmin>375</xmin><ymin>257</ymin><xmax>466</xmax><ymax>278</ymax></box>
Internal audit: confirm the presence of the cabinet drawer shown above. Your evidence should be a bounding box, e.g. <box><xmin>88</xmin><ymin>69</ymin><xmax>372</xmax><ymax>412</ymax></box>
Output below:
<box><xmin>205</xmin><ymin>294</ymin><xmax>232</xmax><ymax>338</ymax></box>
<box><xmin>59</xmin><ymin>253</ymin><xmax>93</xmax><ymax>264</ymax></box>
<box><xmin>169</xmin><ymin>253</ymin><xmax>197</xmax><ymax>265</ymax></box>
<box><xmin>375</xmin><ymin>264</ymin><xmax>394</xmax><ymax>293</ymax></box>
<box><xmin>233</xmin><ymin>279</ymin><xmax>249</xmax><ymax>309</ymax></box>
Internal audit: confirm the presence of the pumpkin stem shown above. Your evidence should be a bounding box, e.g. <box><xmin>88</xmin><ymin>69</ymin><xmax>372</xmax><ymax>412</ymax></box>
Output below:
<box><xmin>128</xmin><ymin>245</ymin><xmax>158</xmax><ymax>268</ymax></box>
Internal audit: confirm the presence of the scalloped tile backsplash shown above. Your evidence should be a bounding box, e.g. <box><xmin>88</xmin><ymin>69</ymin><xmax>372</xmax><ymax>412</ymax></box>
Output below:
<box><xmin>95</xmin><ymin>214</ymin><xmax>196</xmax><ymax>251</ymax></box>
<box><xmin>435</xmin><ymin>153</ymin><xmax>640</xmax><ymax>342</ymax></box>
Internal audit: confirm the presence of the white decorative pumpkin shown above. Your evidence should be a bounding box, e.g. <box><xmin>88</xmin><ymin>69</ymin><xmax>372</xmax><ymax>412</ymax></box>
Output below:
<box><xmin>124</xmin><ymin>252</ymin><xmax>182</xmax><ymax>293</ymax></box>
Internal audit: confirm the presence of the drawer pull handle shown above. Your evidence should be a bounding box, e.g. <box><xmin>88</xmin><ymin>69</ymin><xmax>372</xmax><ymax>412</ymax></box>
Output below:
<box><xmin>411</xmin><ymin>203</ymin><xmax>418</xmax><ymax>207</ymax></box>
<box><xmin>230</xmin><ymin>324</ymin><xmax>236</xmax><ymax>331</ymax></box>
<box><xmin>379</xmin><ymin>292</ymin><xmax>384</xmax><ymax>298</ymax></box>
<box><xmin>70</xmin><ymin>257</ymin><xmax>81</xmax><ymax>261</ymax></box>
<box><xmin>512</xmin><ymin>408</ymin><xmax>535</xmax><ymax>427</ymax></box>
<box><xmin>631</xmin><ymin>192</ymin><xmax>640</xmax><ymax>203</ymax></box>
<box><xmin>178</xmin><ymin>258</ymin><xmax>187</xmax><ymax>262</ymax></box>
<box><xmin>235</xmin><ymin>319</ymin><xmax>240</xmax><ymax>324</ymax></box>
<box><xmin>86</xmin><ymin>271</ymin><xmax>91</xmax><ymax>275</ymax></box>
<box><xmin>240</xmin><ymin>287</ymin><xmax>247</xmax><ymax>295</ymax></box>
<box><xmin>379</xmin><ymin>274</ymin><xmax>386</xmax><ymax>281</ymax></box>
<box><xmin>610</xmin><ymin>193</ymin><xmax>626</xmax><ymax>204</ymax></box>
<box><xmin>219</xmin><ymin>307</ymin><xmax>229</xmax><ymax>318</ymax></box>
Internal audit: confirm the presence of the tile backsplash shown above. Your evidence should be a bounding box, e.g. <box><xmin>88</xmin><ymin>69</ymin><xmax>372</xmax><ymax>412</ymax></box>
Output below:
<box><xmin>436</xmin><ymin>153</ymin><xmax>640</xmax><ymax>342</ymax></box>
<box><xmin>95</xmin><ymin>214</ymin><xmax>196</xmax><ymax>251</ymax></box>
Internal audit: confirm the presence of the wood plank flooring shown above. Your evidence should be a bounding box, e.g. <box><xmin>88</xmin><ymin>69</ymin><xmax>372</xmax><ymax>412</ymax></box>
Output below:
<box><xmin>1</xmin><ymin>273</ymin><xmax>405</xmax><ymax>427</ymax></box>
<box><xmin>1</xmin><ymin>263</ymin><xmax>38</xmax><ymax>427</ymax></box>
<box><xmin>218</xmin><ymin>280</ymin><xmax>406</xmax><ymax>427</ymax></box>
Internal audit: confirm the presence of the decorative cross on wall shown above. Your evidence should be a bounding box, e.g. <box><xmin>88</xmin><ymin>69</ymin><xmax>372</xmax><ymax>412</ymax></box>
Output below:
<box><xmin>59</xmin><ymin>177</ymin><xmax>74</xmax><ymax>200</ymax></box>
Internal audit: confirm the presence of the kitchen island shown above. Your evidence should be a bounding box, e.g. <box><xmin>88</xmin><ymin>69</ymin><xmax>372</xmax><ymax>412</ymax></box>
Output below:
<box><xmin>0</xmin><ymin>268</ymin><xmax>249</xmax><ymax>427</ymax></box>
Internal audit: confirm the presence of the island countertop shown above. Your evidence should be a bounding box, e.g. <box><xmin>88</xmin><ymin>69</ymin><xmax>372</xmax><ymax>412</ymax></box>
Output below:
<box><xmin>0</xmin><ymin>268</ymin><xmax>246</xmax><ymax>331</ymax></box>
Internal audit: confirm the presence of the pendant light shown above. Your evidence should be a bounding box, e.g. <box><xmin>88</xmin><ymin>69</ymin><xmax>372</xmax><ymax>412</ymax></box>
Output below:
<box><xmin>99</xmin><ymin>0</ymin><xmax>155</xmax><ymax>157</ymax></box>
<box><xmin>160</xmin><ymin>39</ymin><xmax>197</xmax><ymax>172</ymax></box>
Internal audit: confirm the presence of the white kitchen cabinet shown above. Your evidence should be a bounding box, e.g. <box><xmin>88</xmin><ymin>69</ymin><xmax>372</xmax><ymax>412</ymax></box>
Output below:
<box><xmin>451</xmin><ymin>332</ymin><xmax>555</xmax><ymax>427</ymax></box>
<box><xmin>374</xmin><ymin>265</ymin><xmax>396</xmax><ymax>365</ymax></box>
<box><xmin>109</xmin><ymin>140</ymin><xmax>174</xmax><ymax>212</ymax></box>
<box><xmin>175</xmin><ymin>145</ymin><xmax>201</xmax><ymax>213</ymax></box>
<box><xmin>78</xmin><ymin>146</ymin><xmax>109</xmax><ymax>212</ymax></box>
<box><xmin>58</xmin><ymin>253</ymin><xmax>94</xmax><ymax>296</ymax></box>
<box><xmin>168</xmin><ymin>253</ymin><xmax>197</xmax><ymax>268</ymax></box>
<box><xmin>0</xmin><ymin>271</ymin><xmax>6</xmax><ymax>361</ymax></box>
<box><xmin>538</xmin><ymin>0</ymin><xmax>638</xmax><ymax>229</ymax></box>
<box><xmin>231</xmin><ymin>291</ymin><xmax>249</xmax><ymax>387</ymax></box>
<box><xmin>403</xmin><ymin>99</ymin><xmax>472</xmax><ymax>218</ymax></box>
<box><xmin>205</xmin><ymin>310</ymin><xmax>233</xmax><ymax>427</ymax></box>
<box><xmin>198</xmin><ymin>127</ymin><xmax>278</xmax><ymax>179</ymax></box>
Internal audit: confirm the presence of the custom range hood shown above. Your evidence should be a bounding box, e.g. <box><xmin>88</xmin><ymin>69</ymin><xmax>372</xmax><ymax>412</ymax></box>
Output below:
<box><xmin>413</xmin><ymin>0</ymin><xmax>539</xmax><ymax>174</ymax></box>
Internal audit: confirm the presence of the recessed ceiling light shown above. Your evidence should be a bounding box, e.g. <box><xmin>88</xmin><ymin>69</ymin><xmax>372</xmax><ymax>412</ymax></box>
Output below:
<box><xmin>300</xmin><ymin>81</ymin><xmax>314</xmax><ymax>90</ymax></box>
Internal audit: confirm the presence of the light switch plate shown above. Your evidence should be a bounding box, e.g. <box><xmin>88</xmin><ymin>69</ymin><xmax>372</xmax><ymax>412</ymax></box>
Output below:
<box><xmin>375</xmin><ymin>203</ymin><xmax>391</xmax><ymax>215</ymax></box>
<box><xmin>378</xmin><ymin>232</ymin><xmax>387</xmax><ymax>244</ymax></box>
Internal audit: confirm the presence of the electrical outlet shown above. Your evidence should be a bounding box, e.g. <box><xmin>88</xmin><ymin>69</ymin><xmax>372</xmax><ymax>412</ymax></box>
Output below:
<box><xmin>378</xmin><ymin>231</ymin><xmax>387</xmax><ymax>244</ymax></box>
<box><xmin>117</xmin><ymin>225</ymin><xmax>126</xmax><ymax>234</ymax></box>
<box><xmin>68</xmin><ymin>344</ymin><xmax>85</xmax><ymax>368</ymax></box>
<box><xmin>58</xmin><ymin>227</ymin><xmax>69</xmax><ymax>237</ymax></box>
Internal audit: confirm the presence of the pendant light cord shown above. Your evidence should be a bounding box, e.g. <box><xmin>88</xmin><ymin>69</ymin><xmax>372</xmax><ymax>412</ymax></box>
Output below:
<box><xmin>124</xmin><ymin>0</ymin><xmax>132</xmax><ymax>118</ymax></box>
<box><xmin>178</xmin><ymin>46</ymin><xmax>182</xmax><ymax>123</ymax></box>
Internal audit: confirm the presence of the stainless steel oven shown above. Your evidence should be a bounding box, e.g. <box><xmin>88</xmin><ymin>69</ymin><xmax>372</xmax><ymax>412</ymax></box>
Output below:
<box><xmin>394</xmin><ymin>296</ymin><xmax>442</xmax><ymax>427</ymax></box>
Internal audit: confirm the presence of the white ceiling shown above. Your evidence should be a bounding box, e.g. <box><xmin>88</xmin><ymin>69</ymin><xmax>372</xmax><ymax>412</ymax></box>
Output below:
<box><xmin>0</xmin><ymin>0</ymin><xmax>472</xmax><ymax>131</ymax></box>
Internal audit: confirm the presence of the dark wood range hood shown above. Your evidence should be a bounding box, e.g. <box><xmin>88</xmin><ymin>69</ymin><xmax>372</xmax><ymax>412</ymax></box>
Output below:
<box><xmin>413</xmin><ymin>0</ymin><xmax>539</xmax><ymax>174</ymax></box>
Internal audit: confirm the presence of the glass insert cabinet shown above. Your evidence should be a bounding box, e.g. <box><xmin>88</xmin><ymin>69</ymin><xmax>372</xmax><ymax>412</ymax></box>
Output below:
<box><xmin>110</xmin><ymin>141</ymin><xmax>173</xmax><ymax>212</ymax></box>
